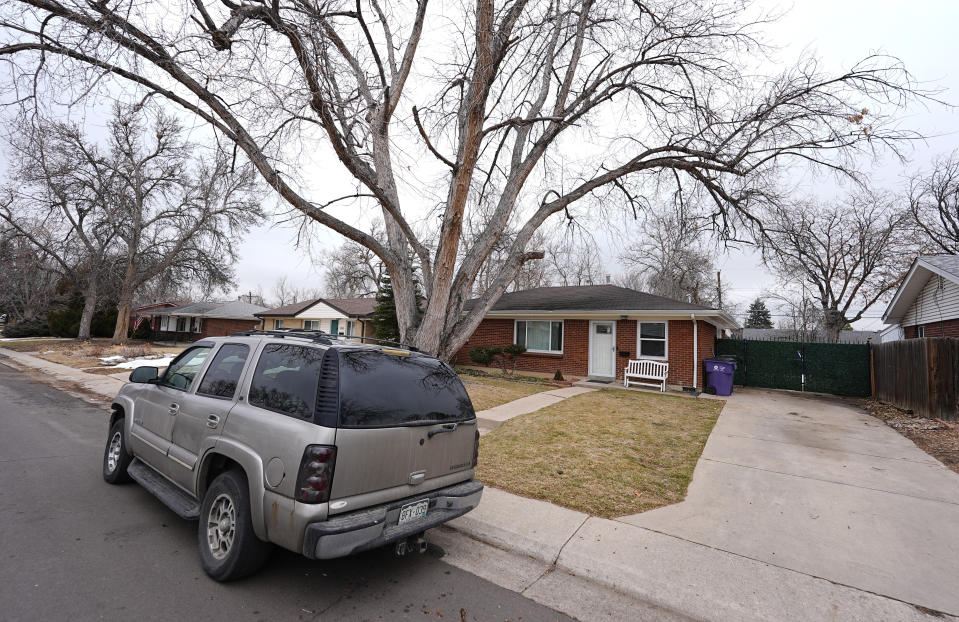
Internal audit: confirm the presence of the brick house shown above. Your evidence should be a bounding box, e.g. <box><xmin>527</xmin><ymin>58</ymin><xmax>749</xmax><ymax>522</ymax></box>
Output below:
<box><xmin>455</xmin><ymin>285</ymin><xmax>738</xmax><ymax>390</ymax></box>
<box><xmin>882</xmin><ymin>255</ymin><xmax>959</xmax><ymax>340</ymax></box>
<box><xmin>150</xmin><ymin>299</ymin><xmax>267</xmax><ymax>342</ymax></box>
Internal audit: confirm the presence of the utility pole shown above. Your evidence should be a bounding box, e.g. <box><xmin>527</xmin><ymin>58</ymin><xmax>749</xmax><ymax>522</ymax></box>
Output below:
<box><xmin>716</xmin><ymin>271</ymin><xmax>723</xmax><ymax>308</ymax></box>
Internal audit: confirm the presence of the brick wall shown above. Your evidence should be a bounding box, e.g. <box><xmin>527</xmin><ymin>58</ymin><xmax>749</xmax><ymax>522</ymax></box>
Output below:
<box><xmin>904</xmin><ymin>319</ymin><xmax>959</xmax><ymax>339</ymax></box>
<box><xmin>455</xmin><ymin>317</ymin><xmax>719</xmax><ymax>387</ymax></box>
<box><xmin>202</xmin><ymin>318</ymin><xmax>260</xmax><ymax>337</ymax></box>
<box><xmin>153</xmin><ymin>318</ymin><xmax>259</xmax><ymax>342</ymax></box>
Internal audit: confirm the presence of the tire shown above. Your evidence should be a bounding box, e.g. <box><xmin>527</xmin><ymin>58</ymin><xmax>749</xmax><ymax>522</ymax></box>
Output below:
<box><xmin>198</xmin><ymin>470</ymin><xmax>273</xmax><ymax>581</ymax></box>
<box><xmin>102</xmin><ymin>419</ymin><xmax>133</xmax><ymax>484</ymax></box>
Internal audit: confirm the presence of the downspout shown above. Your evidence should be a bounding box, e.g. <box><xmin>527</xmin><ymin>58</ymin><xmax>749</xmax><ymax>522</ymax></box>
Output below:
<box><xmin>691</xmin><ymin>313</ymin><xmax>698</xmax><ymax>389</ymax></box>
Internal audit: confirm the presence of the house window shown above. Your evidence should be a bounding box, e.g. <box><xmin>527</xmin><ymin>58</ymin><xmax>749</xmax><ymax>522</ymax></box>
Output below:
<box><xmin>274</xmin><ymin>319</ymin><xmax>284</xmax><ymax>329</ymax></box>
<box><xmin>159</xmin><ymin>316</ymin><xmax>170</xmax><ymax>331</ymax></box>
<box><xmin>515</xmin><ymin>320</ymin><xmax>563</xmax><ymax>353</ymax></box>
<box><xmin>303</xmin><ymin>320</ymin><xmax>320</xmax><ymax>331</ymax></box>
<box><xmin>917</xmin><ymin>325</ymin><xmax>925</xmax><ymax>338</ymax></box>
<box><xmin>192</xmin><ymin>317</ymin><xmax>202</xmax><ymax>333</ymax></box>
<box><xmin>638</xmin><ymin>322</ymin><xmax>667</xmax><ymax>359</ymax></box>
<box><xmin>345</xmin><ymin>320</ymin><xmax>356</xmax><ymax>337</ymax></box>
<box><xmin>175</xmin><ymin>317</ymin><xmax>187</xmax><ymax>332</ymax></box>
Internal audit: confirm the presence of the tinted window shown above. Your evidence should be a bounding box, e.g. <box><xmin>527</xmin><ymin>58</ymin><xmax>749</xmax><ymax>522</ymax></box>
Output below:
<box><xmin>337</xmin><ymin>350</ymin><xmax>475</xmax><ymax>428</ymax></box>
<box><xmin>197</xmin><ymin>344</ymin><xmax>250</xmax><ymax>399</ymax></box>
<box><xmin>248</xmin><ymin>344</ymin><xmax>323</xmax><ymax>419</ymax></box>
<box><xmin>160</xmin><ymin>346</ymin><xmax>211</xmax><ymax>391</ymax></box>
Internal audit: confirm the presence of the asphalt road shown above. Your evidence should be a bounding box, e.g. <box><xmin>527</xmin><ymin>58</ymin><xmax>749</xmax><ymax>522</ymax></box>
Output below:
<box><xmin>0</xmin><ymin>361</ymin><xmax>573</xmax><ymax>622</ymax></box>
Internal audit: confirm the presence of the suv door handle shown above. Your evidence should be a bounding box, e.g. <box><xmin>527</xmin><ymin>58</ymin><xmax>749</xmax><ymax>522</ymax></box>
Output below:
<box><xmin>207</xmin><ymin>414</ymin><xmax>220</xmax><ymax>429</ymax></box>
<box><xmin>168</xmin><ymin>403</ymin><xmax>180</xmax><ymax>415</ymax></box>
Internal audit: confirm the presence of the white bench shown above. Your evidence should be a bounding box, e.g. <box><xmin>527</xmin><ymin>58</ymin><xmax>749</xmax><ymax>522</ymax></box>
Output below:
<box><xmin>624</xmin><ymin>359</ymin><xmax>669</xmax><ymax>392</ymax></box>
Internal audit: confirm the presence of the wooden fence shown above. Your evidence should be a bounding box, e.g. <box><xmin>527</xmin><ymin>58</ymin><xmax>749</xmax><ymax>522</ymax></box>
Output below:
<box><xmin>872</xmin><ymin>338</ymin><xmax>959</xmax><ymax>421</ymax></box>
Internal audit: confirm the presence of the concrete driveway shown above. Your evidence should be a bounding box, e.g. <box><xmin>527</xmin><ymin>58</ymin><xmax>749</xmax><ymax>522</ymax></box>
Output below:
<box><xmin>619</xmin><ymin>388</ymin><xmax>959</xmax><ymax>616</ymax></box>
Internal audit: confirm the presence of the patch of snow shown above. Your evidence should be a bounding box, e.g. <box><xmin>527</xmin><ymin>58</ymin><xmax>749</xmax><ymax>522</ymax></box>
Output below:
<box><xmin>99</xmin><ymin>355</ymin><xmax>128</xmax><ymax>366</ymax></box>
<box><xmin>111</xmin><ymin>355</ymin><xmax>177</xmax><ymax>370</ymax></box>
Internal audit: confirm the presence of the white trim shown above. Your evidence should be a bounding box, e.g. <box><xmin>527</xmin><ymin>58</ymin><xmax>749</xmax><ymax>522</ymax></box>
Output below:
<box><xmin>692</xmin><ymin>314</ymin><xmax>698</xmax><ymax>389</ymax></box>
<box><xmin>588</xmin><ymin>320</ymin><xmax>617</xmax><ymax>377</ymax></box>
<box><xmin>637</xmin><ymin>321</ymin><xmax>668</xmax><ymax>360</ymax></box>
<box><xmin>514</xmin><ymin>319</ymin><xmax>564</xmax><ymax>354</ymax></box>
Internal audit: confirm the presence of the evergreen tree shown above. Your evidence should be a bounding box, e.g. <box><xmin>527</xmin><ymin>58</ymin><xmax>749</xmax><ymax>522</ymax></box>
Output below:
<box><xmin>371</xmin><ymin>274</ymin><xmax>423</xmax><ymax>343</ymax></box>
<box><xmin>744</xmin><ymin>298</ymin><xmax>773</xmax><ymax>329</ymax></box>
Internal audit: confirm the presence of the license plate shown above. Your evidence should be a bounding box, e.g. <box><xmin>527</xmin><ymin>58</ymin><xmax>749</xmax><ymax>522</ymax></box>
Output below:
<box><xmin>398</xmin><ymin>499</ymin><xmax>429</xmax><ymax>525</ymax></box>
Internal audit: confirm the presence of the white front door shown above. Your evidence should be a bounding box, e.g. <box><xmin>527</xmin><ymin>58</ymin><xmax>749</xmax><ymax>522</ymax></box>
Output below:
<box><xmin>589</xmin><ymin>321</ymin><xmax>616</xmax><ymax>377</ymax></box>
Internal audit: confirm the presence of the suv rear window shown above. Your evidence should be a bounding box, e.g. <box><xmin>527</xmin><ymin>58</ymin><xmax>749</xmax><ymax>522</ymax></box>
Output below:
<box><xmin>248</xmin><ymin>344</ymin><xmax>323</xmax><ymax>419</ymax></box>
<box><xmin>337</xmin><ymin>350</ymin><xmax>475</xmax><ymax>428</ymax></box>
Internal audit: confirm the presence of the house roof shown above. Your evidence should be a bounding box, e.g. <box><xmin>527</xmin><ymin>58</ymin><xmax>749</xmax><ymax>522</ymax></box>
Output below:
<box><xmin>882</xmin><ymin>255</ymin><xmax>959</xmax><ymax>323</ymax></box>
<box><xmin>152</xmin><ymin>299</ymin><xmax>268</xmax><ymax>321</ymax></box>
<box><xmin>256</xmin><ymin>297</ymin><xmax>376</xmax><ymax>319</ymax></box>
<box><xmin>471</xmin><ymin>285</ymin><xmax>738</xmax><ymax>327</ymax></box>
<box><xmin>256</xmin><ymin>298</ymin><xmax>320</xmax><ymax>317</ymax></box>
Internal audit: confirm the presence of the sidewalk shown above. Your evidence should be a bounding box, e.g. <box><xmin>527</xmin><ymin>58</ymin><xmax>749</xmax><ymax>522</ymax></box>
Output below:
<box><xmin>4</xmin><ymin>347</ymin><xmax>954</xmax><ymax>620</ymax></box>
<box><xmin>475</xmin><ymin>386</ymin><xmax>595</xmax><ymax>431</ymax></box>
<box><xmin>0</xmin><ymin>347</ymin><xmax>127</xmax><ymax>398</ymax></box>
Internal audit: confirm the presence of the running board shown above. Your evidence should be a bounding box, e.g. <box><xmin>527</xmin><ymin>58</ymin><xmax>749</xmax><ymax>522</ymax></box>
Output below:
<box><xmin>127</xmin><ymin>459</ymin><xmax>200</xmax><ymax>520</ymax></box>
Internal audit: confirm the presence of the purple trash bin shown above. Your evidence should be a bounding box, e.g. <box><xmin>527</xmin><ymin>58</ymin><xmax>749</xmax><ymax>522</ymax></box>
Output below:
<box><xmin>704</xmin><ymin>359</ymin><xmax>736</xmax><ymax>396</ymax></box>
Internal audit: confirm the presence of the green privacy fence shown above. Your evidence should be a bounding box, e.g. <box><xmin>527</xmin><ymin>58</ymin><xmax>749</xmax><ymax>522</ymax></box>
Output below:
<box><xmin>715</xmin><ymin>339</ymin><xmax>872</xmax><ymax>397</ymax></box>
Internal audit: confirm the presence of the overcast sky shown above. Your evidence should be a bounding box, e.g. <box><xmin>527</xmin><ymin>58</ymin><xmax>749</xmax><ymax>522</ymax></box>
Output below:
<box><xmin>173</xmin><ymin>1</ymin><xmax>956</xmax><ymax>328</ymax></box>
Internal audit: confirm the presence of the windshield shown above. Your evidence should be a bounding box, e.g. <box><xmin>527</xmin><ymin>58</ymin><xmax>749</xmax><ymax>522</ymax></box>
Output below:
<box><xmin>336</xmin><ymin>349</ymin><xmax>475</xmax><ymax>428</ymax></box>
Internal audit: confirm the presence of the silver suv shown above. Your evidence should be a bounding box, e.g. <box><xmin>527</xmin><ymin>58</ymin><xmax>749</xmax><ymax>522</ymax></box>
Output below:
<box><xmin>102</xmin><ymin>331</ymin><xmax>483</xmax><ymax>581</ymax></box>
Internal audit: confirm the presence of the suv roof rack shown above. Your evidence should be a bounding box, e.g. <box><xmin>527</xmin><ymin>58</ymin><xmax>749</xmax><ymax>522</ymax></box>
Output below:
<box><xmin>230</xmin><ymin>329</ymin><xmax>421</xmax><ymax>352</ymax></box>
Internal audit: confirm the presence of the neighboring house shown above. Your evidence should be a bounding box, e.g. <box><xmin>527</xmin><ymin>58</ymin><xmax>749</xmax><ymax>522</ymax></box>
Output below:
<box><xmin>882</xmin><ymin>255</ymin><xmax>959</xmax><ymax>339</ymax></box>
<box><xmin>736</xmin><ymin>328</ymin><xmax>879</xmax><ymax>344</ymax></box>
<box><xmin>455</xmin><ymin>285</ymin><xmax>738</xmax><ymax>390</ymax></box>
<box><xmin>130</xmin><ymin>301</ymin><xmax>180</xmax><ymax>332</ymax></box>
<box><xmin>255</xmin><ymin>298</ymin><xmax>376</xmax><ymax>339</ymax></box>
<box><xmin>151</xmin><ymin>299</ymin><xmax>268</xmax><ymax>341</ymax></box>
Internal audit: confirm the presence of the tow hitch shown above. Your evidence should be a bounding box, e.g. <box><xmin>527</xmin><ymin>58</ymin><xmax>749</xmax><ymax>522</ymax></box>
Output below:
<box><xmin>394</xmin><ymin>533</ymin><xmax>427</xmax><ymax>557</ymax></box>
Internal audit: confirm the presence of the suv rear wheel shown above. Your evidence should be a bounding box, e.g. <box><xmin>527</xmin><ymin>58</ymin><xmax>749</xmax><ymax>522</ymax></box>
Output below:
<box><xmin>199</xmin><ymin>470</ymin><xmax>272</xmax><ymax>581</ymax></box>
<box><xmin>102</xmin><ymin>419</ymin><xmax>133</xmax><ymax>484</ymax></box>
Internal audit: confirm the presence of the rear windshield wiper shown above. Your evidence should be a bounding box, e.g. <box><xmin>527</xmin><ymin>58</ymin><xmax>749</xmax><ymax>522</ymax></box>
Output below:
<box><xmin>427</xmin><ymin>423</ymin><xmax>458</xmax><ymax>439</ymax></box>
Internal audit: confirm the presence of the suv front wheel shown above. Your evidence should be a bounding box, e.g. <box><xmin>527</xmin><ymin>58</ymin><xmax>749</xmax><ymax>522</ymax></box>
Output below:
<box><xmin>102</xmin><ymin>419</ymin><xmax>133</xmax><ymax>484</ymax></box>
<box><xmin>199</xmin><ymin>470</ymin><xmax>273</xmax><ymax>581</ymax></box>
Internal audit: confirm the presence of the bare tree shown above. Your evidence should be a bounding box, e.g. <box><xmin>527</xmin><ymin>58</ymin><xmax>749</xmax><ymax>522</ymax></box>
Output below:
<box><xmin>910</xmin><ymin>152</ymin><xmax>959</xmax><ymax>254</ymax></box>
<box><xmin>270</xmin><ymin>276</ymin><xmax>321</xmax><ymax>306</ymax></box>
<box><xmin>322</xmin><ymin>232</ymin><xmax>386</xmax><ymax>298</ymax></box>
<box><xmin>0</xmin><ymin>120</ymin><xmax>118</xmax><ymax>339</ymax></box>
<box><xmin>0</xmin><ymin>224</ymin><xmax>59</xmax><ymax>320</ymax></box>
<box><xmin>758</xmin><ymin>192</ymin><xmax>913</xmax><ymax>342</ymax></box>
<box><xmin>546</xmin><ymin>233</ymin><xmax>605</xmax><ymax>287</ymax></box>
<box><xmin>0</xmin><ymin>0</ymin><xmax>927</xmax><ymax>357</ymax></box>
<box><xmin>106</xmin><ymin>106</ymin><xmax>263</xmax><ymax>343</ymax></box>
<box><xmin>621</xmin><ymin>209</ymin><xmax>724</xmax><ymax>306</ymax></box>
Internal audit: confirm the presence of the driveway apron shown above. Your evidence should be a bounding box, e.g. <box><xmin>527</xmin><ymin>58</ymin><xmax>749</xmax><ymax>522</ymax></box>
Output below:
<box><xmin>619</xmin><ymin>388</ymin><xmax>959</xmax><ymax>616</ymax></box>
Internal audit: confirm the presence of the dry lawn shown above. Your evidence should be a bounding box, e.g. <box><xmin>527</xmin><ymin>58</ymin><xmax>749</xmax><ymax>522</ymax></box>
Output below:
<box><xmin>1</xmin><ymin>338</ymin><xmax>184</xmax><ymax>369</ymax></box>
<box><xmin>476</xmin><ymin>389</ymin><xmax>722</xmax><ymax>518</ymax></box>
<box><xmin>461</xmin><ymin>375</ymin><xmax>555</xmax><ymax>411</ymax></box>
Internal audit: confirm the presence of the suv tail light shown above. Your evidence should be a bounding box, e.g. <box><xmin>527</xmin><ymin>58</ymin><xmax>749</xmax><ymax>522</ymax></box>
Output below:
<box><xmin>472</xmin><ymin>429</ymin><xmax>480</xmax><ymax>468</ymax></box>
<box><xmin>295</xmin><ymin>445</ymin><xmax>336</xmax><ymax>504</ymax></box>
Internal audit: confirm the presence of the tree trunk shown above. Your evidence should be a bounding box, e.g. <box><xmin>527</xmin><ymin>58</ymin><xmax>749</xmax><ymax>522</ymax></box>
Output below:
<box><xmin>112</xmin><ymin>298</ymin><xmax>132</xmax><ymax>345</ymax></box>
<box><xmin>77</xmin><ymin>286</ymin><xmax>98</xmax><ymax>341</ymax></box>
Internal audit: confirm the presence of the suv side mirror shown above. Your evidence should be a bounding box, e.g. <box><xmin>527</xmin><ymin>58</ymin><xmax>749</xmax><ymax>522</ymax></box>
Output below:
<box><xmin>129</xmin><ymin>366</ymin><xmax>159</xmax><ymax>384</ymax></box>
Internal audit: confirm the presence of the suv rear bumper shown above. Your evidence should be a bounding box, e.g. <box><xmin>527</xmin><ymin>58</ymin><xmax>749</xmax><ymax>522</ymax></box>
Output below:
<box><xmin>302</xmin><ymin>480</ymin><xmax>483</xmax><ymax>560</ymax></box>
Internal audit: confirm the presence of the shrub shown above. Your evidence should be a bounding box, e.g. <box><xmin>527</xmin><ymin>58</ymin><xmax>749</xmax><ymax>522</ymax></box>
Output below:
<box><xmin>468</xmin><ymin>344</ymin><xmax>526</xmax><ymax>375</ymax></box>
<box><xmin>553</xmin><ymin>369</ymin><xmax>565</xmax><ymax>381</ymax></box>
<box><xmin>2</xmin><ymin>316</ymin><xmax>51</xmax><ymax>337</ymax></box>
<box><xmin>131</xmin><ymin>319</ymin><xmax>152</xmax><ymax>340</ymax></box>
<box><xmin>468</xmin><ymin>346</ymin><xmax>502</xmax><ymax>367</ymax></box>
